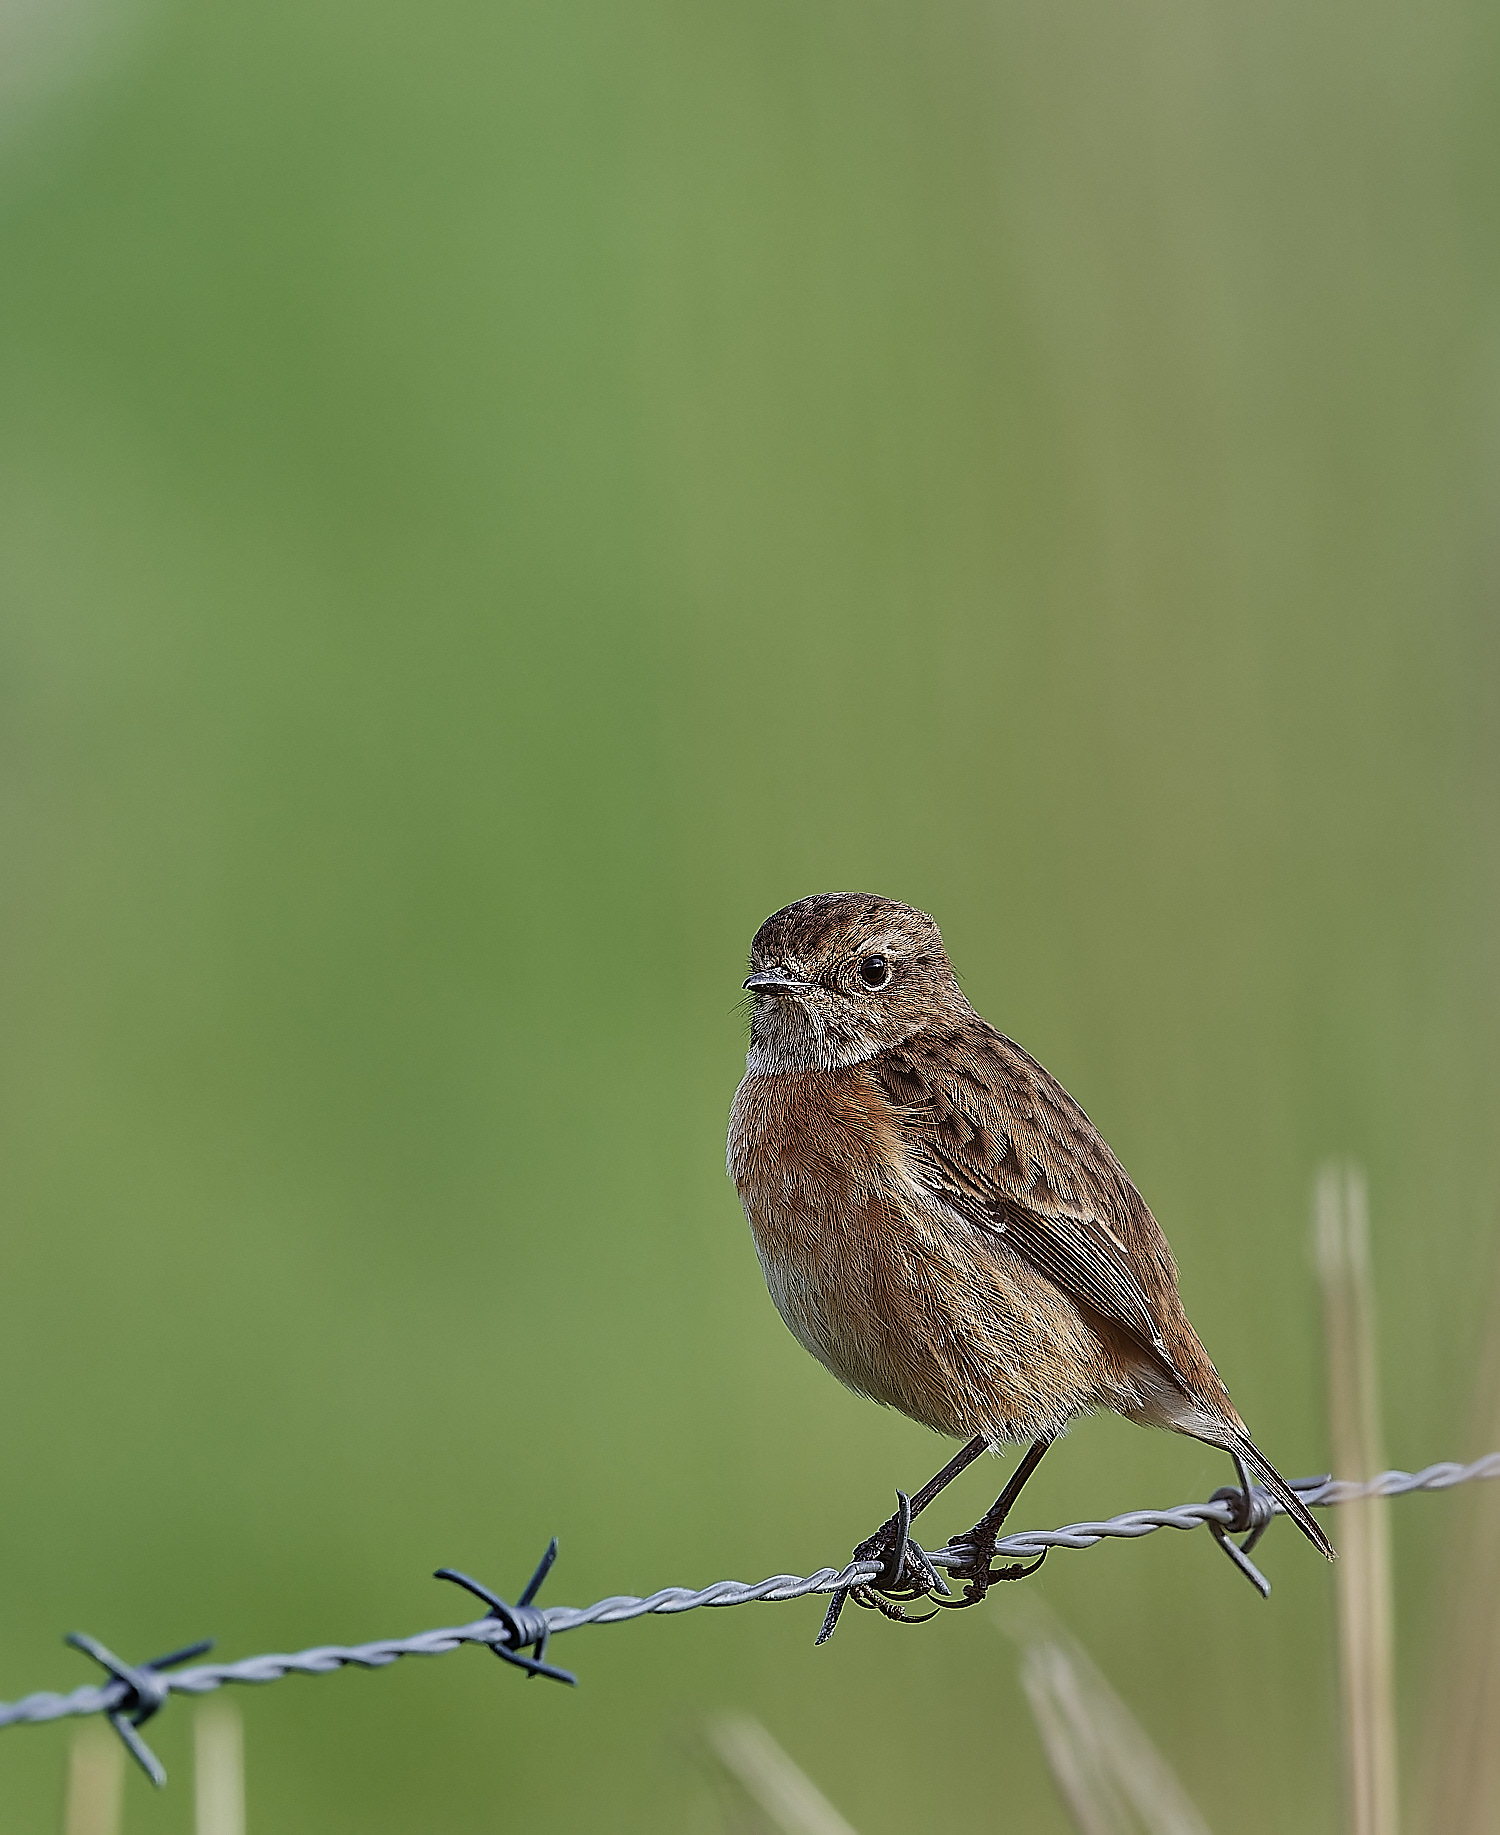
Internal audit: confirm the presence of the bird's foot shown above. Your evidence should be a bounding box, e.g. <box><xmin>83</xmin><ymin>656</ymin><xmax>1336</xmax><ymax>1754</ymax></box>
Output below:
<box><xmin>815</xmin><ymin>1491</ymin><xmax>949</xmax><ymax>1644</ymax></box>
<box><xmin>853</xmin><ymin>1490</ymin><xmax>948</xmax><ymax>1599</ymax></box>
<box><xmin>931</xmin><ymin>1528</ymin><xmax>1047</xmax><ymax>1609</ymax></box>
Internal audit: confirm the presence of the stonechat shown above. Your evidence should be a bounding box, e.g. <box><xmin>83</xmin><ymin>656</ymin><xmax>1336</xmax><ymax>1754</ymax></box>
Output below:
<box><xmin>728</xmin><ymin>893</ymin><xmax>1334</xmax><ymax>1634</ymax></box>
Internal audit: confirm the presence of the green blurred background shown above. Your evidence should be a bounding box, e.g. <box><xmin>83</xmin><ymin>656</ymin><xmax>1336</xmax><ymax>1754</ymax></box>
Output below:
<box><xmin>1</xmin><ymin>0</ymin><xmax>1497</xmax><ymax>1828</ymax></box>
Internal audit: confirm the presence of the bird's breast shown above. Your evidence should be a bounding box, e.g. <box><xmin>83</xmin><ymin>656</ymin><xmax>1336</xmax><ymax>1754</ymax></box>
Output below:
<box><xmin>727</xmin><ymin>1064</ymin><xmax>901</xmax><ymax>1221</ymax></box>
<box><xmin>727</xmin><ymin>1064</ymin><xmax>977</xmax><ymax>1427</ymax></box>
<box><xmin>728</xmin><ymin>1065</ymin><xmax>904</xmax><ymax>1346</ymax></box>
<box><xmin>727</xmin><ymin>1061</ymin><xmax>1132</xmax><ymax>1443</ymax></box>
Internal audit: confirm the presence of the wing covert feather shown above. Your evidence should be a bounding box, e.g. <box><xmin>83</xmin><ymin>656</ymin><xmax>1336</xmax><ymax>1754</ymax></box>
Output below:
<box><xmin>874</xmin><ymin>1026</ymin><xmax>1189</xmax><ymax>1387</ymax></box>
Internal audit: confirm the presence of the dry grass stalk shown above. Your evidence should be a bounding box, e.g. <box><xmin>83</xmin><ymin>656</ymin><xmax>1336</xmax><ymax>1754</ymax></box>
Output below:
<box><xmin>63</xmin><ymin>1725</ymin><xmax>124</xmax><ymax>1835</ymax></box>
<box><xmin>701</xmin><ymin>1711</ymin><xmax>861</xmax><ymax>1835</ymax></box>
<box><xmin>1415</xmin><ymin>1231</ymin><xmax>1500</xmax><ymax>1835</ymax></box>
<box><xmin>1000</xmin><ymin>1598</ymin><xmax>1213</xmax><ymax>1835</ymax></box>
<box><xmin>1315</xmin><ymin>1161</ymin><xmax>1398</xmax><ymax>1835</ymax></box>
<box><xmin>195</xmin><ymin>1701</ymin><xmax>245</xmax><ymax>1835</ymax></box>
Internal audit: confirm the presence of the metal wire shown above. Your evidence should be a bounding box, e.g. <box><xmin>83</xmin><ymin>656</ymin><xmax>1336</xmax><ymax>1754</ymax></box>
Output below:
<box><xmin>3</xmin><ymin>1454</ymin><xmax>1495</xmax><ymax>1772</ymax></box>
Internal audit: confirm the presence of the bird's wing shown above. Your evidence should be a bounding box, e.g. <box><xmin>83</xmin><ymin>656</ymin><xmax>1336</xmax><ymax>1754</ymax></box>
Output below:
<box><xmin>872</xmin><ymin>1026</ymin><xmax>1190</xmax><ymax>1388</ymax></box>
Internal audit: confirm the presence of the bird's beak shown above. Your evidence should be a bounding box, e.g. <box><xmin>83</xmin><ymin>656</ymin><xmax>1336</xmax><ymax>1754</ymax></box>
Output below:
<box><xmin>743</xmin><ymin>970</ymin><xmax>810</xmax><ymax>996</ymax></box>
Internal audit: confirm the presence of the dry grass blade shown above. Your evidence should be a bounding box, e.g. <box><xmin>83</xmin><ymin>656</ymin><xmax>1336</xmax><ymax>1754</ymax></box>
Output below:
<box><xmin>1315</xmin><ymin>1161</ymin><xmax>1398</xmax><ymax>1835</ymax></box>
<box><xmin>1416</xmin><ymin>1232</ymin><xmax>1500</xmax><ymax>1835</ymax></box>
<box><xmin>700</xmin><ymin>1712</ymin><xmax>861</xmax><ymax>1835</ymax></box>
<box><xmin>999</xmin><ymin>1598</ymin><xmax>1213</xmax><ymax>1835</ymax></box>
<box><xmin>63</xmin><ymin>1725</ymin><xmax>123</xmax><ymax>1835</ymax></box>
<box><xmin>195</xmin><ymin>1702</ymin><xmax>245</xmax><ymax>1835</ymax></box>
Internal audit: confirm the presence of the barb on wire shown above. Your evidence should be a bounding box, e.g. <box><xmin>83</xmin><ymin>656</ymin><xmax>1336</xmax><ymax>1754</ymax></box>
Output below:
<box><xmin>4</xmin><ymin>1455</ymin><xmax>1496</xmax><ymax>1789</ymax></box>
<box><xmin>61</xmin><ymin>1634</ymin><xmax>214</xmax><ymax>1786</ymax></box>
<box><xmin>433</xmin><ymin>1537</ymin><xmax>577</xmax><ymax>1685</ymax></box>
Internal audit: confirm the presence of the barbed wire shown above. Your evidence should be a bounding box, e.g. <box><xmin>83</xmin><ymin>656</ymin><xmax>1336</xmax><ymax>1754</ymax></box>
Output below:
<box><xmin>4</xmin><ymin>1454</ymin><xmax>1496</xmax><ymax>1786</ymax></box>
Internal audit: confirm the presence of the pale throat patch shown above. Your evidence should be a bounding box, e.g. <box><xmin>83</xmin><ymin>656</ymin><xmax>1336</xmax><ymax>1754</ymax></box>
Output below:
<box><xmin>745</xmin><ymin>994</ymin><xmax>909</xmax><ymax>1074</ymax></box>
<box><xmin>746</xmin><ymin>1025</ymin><xmax>880</xmax><ymax>1075</ymax></box>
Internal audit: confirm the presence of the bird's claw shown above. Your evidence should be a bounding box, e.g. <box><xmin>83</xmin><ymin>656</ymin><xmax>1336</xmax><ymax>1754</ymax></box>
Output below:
<box><xmin>931</xmin><ymin>1534</ymin><xmax>1048</xmax><ymax>1608</ymax></box>
<box><xmin>848</xmin><ymin>1588</ymin><xmax>940</xmax><ymax>1625</ymax></box>
<box><xmin>853</xmin><ymin>1491</ymin><xmax>948</xmax><ymax>1598</ymax></box>
<box><xmin>815</xmin><ymin>1491</ymin><xmax>950</xmax><ymax>1644</ymax></box>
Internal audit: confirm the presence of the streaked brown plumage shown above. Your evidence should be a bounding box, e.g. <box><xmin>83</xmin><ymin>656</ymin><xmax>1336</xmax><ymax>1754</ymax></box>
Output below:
<box><xmin>728</xmin><ymin>892</ymin><xmax>1334</xmax><ymax>1615</ymax></box>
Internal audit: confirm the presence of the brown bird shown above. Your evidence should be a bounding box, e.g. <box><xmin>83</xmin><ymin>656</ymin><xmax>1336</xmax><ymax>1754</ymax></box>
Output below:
<box><xmin>727</xmin><ymin>892</ymin><xmax>1335</xmax><ymax>1637</ymax></box>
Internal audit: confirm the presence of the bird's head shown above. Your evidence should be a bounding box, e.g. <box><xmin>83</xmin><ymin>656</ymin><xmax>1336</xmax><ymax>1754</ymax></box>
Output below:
<box><xmin>742</xmin><ymin>892</ymin><xmax>968</xmax><ymax>1072</ymax></box>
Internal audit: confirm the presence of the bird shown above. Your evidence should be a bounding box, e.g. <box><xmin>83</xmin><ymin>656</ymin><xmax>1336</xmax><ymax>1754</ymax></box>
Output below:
<box><xmin>726</xmin><ymin>892</ymin><xmax>1335</xmax><ymax>1637</ymax></box>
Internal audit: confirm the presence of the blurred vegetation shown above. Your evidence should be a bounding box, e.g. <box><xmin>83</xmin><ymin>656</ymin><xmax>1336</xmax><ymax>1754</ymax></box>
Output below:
<box><xmin>1</xmin><ymin>0</ymin><xmax>1497</xmax><ymax>1829</ymax></box>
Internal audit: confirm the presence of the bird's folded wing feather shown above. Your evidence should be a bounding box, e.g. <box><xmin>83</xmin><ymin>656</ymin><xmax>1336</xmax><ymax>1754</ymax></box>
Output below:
<box><xmin>873</xmin><ymin>1031</ymin><xmax>1188</xmax><ymax>1387</ymax></box>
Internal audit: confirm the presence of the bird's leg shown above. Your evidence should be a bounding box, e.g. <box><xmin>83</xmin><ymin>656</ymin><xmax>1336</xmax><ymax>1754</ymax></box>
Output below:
<box><xmin>858</xmin><ymin>1433</ymin><xmax>991</xmax><ymax>1580</ymax></box>
<box><xmin>938</xmin><ymin>1438</ymin><xmax>1052</xmax><ymax>1608</ymax></box>
<box><xmin>815</xmin><ymin>1435</ymin><xmax>989</xmax><ymax>1644</ymax></box>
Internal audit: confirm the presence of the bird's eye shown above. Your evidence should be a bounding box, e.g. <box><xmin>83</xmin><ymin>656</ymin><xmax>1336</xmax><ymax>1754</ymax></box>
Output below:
<box><xmin>858</xmin><ymin>955</ymin><xmax>891</xmax><ymax>989</ymax></box>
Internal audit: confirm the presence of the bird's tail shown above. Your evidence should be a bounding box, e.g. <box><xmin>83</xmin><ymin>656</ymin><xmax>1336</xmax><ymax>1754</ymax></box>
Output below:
<box><xmin>1233</xmin><ymin>1433</ymin><xmax>1337</xmax><ymax>1561</ymax></box>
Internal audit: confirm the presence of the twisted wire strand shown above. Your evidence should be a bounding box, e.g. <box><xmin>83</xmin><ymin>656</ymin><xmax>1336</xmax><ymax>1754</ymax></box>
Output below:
<box><xmin>3</xmin><ymin>1453</ymin><xmax>1495</xmax><ymax>1733</ymax></box>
